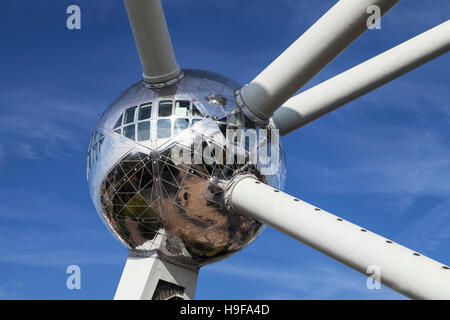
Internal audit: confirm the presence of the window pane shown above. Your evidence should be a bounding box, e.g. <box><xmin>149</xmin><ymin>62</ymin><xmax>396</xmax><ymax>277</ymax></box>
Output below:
<box><xmin>191</xmin><ymin>118</ymin><xmax>202</xmax><ymax>126</ymax></box>
<box><xmin>229</xmin><ymin>112</ymin><xmax>244</xmax><ymax>127</ymax></box>
<box><xmin>90</xmin><ymin>150</ymin><xmax>94</xmax><ymax>168</ymax></box>
<box><xmin>114</xmin><ymin>128</ymin><xmax>122</xmax><ymax>135</ymax></box>
<box><xmin>174</xmin><ymin>118</ymin><xmax>189</xmax><ymax>135</ymax></box>
<box><xmin>123</xmin><ymin>124</ymin><xmax>135</xmax><ymax>140</ymax></box>
<box><xmin>93</xmin><ymin>131</ymin><xmax>99</xmax><ymax>144</ymax></box>
<box><xmin>95</xmin><ymin>144</ymin><xmax>100</xmax><ymax>161</ymax></box>
<box><xmin>137</xmin><ymin>121</ymin><xmax>151</xmax><ymax>141</ymax></box>
<box><xmin>192</xmin><ymin>104</ymin><xmax>202</xmax><ymax>117</ymax></box>
<box><xmin>175</xmin><ymin>101</ymin><xmax>190</xmax><ymax>117</ymax></box>
<box><xmin>92</xmin><ymin>147</ymin><xmax>97</xmax><ymax>164</ymax></box>
<box><xmin>158</xmin><ymin>100</ymin><xmax>173</xmax><ymax>117</ymax></box>
<box><xmin>88</xmin><ymin>135</ymin><xmax>94</xmax><ymax>150</ymax></box>
<box><xmin>114</xmin><ymin>114</ymin><xmax>123</xmax><ymax>129</ymax></box>
<box><xmin>124</xmin><ymin>106</ymin><xmax>137</xmax><ymax>124</ymax></box>
<box><xmin>157</xmin><ymin>119</ymin><xmax>172</xmax><ymax>138</ymax></box>
<box><xmin>139</xmin><ymin>103</ymin><xmax>152</xmax><ymax>120</ymax></box>
<box><xmin>99</xmin><ymin>137</ymin><xmax>105</xmax><ymax>153</ymax></box>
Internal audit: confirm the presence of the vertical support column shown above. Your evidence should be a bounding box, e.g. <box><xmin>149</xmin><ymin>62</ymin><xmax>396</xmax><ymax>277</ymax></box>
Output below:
<box><xmin>114</xmin><ymin>253</ymin><xmax>199</xmax><ymax>300</ymax></box>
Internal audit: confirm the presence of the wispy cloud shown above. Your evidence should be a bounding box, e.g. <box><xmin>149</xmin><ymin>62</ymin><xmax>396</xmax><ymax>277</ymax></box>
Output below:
<box><xmin>396</xmin><ymin>198</ymin><xmax>450</xmax><ymax>252</ymax></box>
<box><xmin>16</xmin><ymin>143</ymin><xmax>39</xmax><ymax>160</ymax></box>
<box><xmin>0</xmin><ymin>281</ymin><xmax>23</xmax><ymax>299</ymax></box>
<box><xmin>0</xmin><ymin>249</ymin><xmax>123</xmax><ymax>267</ymax></box>
<box><xmin>0</xmin><ymin>221</ymin><xmax>125</xmax><ymax>267</ymax></box>
<box><xmin>287</xmin><ymin>74</ymin><xmax>450</xmax><ymax>214</ymax></box>
<box><xmin>384</xmin><ymin>1</ymin><xmax>450</xmax><ymax>34</ymax></box>
<box><xmin>290</xmin><ymin>125</ymin><xmax>450</xmax><ymax>215</ymax></box>
<box><xmin>0</xmin><ymin>285</ymin><xmax>6</xmax><ymax>298</ymax></box>
<box><xmin>0</xmin><ymin>89</ymin><xmax>100</xmax><ymax>160</ymax></box>
<box><xmin>205</xmin><ymin>262</ymin><xmax>402</xmax><ymax>300</ymax></box>
<box><xmin>0</xmin><ymin>143</ymin><xmax>4</xmax><ymax>165</ymax></box>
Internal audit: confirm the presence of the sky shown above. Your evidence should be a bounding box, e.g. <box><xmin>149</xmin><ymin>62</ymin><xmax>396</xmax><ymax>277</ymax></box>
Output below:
<box><xmin>0</xmin><ymin>0</ymin><xmax>449</xmax><ymax>300</ymax></box>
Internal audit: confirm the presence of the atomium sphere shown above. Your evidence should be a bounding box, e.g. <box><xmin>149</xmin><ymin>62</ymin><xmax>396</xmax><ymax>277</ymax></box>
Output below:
<box><xmin>87</xmin><ymin>69</ymin><xmax>286</xmax><ymax>268</ymax></box>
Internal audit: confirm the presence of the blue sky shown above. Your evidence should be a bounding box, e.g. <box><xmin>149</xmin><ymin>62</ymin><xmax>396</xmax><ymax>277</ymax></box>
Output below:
<box><xmin>0</xmin><ymin>0</ymin><xmax>449</xmax><ymax>299</ymax></box>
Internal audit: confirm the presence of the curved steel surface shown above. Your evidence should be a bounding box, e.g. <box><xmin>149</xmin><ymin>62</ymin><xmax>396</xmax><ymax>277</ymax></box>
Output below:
<box><xmin>87</xmin><ymin>69</ymin><xmax>286</xmax><ymax>267</ymax></box>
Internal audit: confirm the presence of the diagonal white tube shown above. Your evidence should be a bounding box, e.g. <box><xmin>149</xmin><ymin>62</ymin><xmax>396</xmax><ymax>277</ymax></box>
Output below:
<box><xmin>228</xmin><ymin>176</ymin><xmax>450</xmax><ymax>299</ymax></box>
<box><xmin>238</xmin><ymin>0</ymin><xmax>399</xmax><ymax>122</ymax></box>
<box><xmin>273</xmin><ymin>20</ymin><xmax>450</xmax><ymax>136</ymax></box>
<box><xmin>124</xmin><ymin>0</ymin><xmax>181</xmax><ymax>84</ymax></box>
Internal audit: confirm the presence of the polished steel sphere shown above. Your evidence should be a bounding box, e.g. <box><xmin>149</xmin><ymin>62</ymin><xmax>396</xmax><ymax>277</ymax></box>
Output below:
<box><xmin>87</xmin><ymin>69</ymin><xmax>286</xmax><ymax>268</ymax></box>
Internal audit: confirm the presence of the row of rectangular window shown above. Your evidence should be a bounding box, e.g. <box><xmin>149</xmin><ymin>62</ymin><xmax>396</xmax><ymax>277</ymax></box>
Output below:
<box><xmin>87</xmin><ymin>131</ymin><xmax>105</xmax><ymax>174</ymax></box>
<box><xmin>114</xmin><ymin>118</ymin><xmax>202</xmax><ymax>141</ymax></box>
<box><xmin>114</xmin><ymin>100</ymin><xmax>202</xmax><ymax>129</ymax></box>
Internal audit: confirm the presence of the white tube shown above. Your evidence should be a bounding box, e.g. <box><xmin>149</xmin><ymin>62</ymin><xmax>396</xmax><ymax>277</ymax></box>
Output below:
<box><xmin>229</xmin><ymin>176</ymin><xmax>450</xmax><ymax>299</ymax></box>
<box><xmin>239</xmin><ymin>0</ymin><xmax>399</xmax><ymax>121</ymax></box>
<box><xmin>273</xmin><ymin>20</ymin><xmax>450</xmax><ymax>135</ymax></box>
<box><xmin>124</xmin><ymin>0</ymin><xmax>181</xmax><ymax>84</ymax></box>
